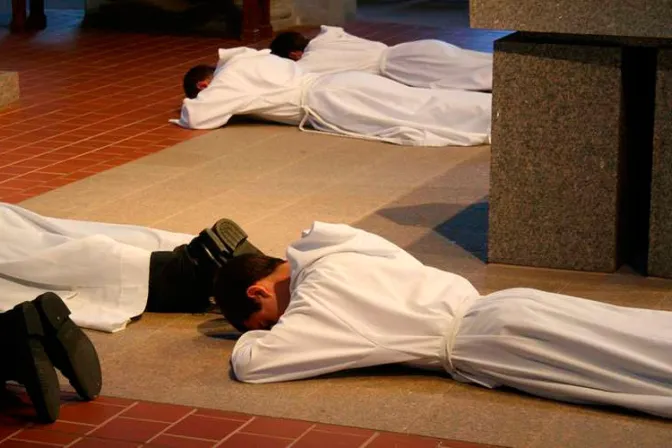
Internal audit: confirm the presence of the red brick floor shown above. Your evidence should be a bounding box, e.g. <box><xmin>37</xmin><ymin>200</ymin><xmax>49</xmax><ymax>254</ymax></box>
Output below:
<box><xmin>0</xmin><ymin>10</ymin><xmax>507</xmax><ymax>205</ymax></box>
<box><xmin>0</xmin><ymin>386</ymin><xmax>505</xmax><ymax>448</ymax></box>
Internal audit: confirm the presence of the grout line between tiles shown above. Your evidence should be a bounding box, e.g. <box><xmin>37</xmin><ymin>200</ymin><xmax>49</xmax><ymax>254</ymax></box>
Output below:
<box><xmin>0</xmin><ymin>428</ymin><xmax>25</xmax><ymax>445</ymax></box>
<box><xmin>63</xmin><ymin>400</ymin><xmax>140</xmax><ymax>448</ymax></box>
<box><xmin>237</xmin><ymin>431</ymin><xmax>295</xmax><ymax>441</ymax></box>
<box><xmin>211</xmin><ymin>416</ymin><xmax>258</xmax><ymax>447</ymax></box>
<box><xmin>151</xmin><ymin>432</ymin><xmax>226</xmax><ymax>443</ymax></box>
<box><xmin>7</xmin><ymin>439</ymin><xmax>62</xmax><ymax>447</ymax></box>
<box><xmin>144</xmin><ymin>407</ymin><xmax>198</xmax><ymax>444</ymax></box>
<box><xmin>190</xmin><ymin>416</ymin><xmax>251</xmax><ymax>423</ymax></box>
<box><xmin>55</xmin><ymin>420</ymin><xmax>98</xmax><ymax>427</ymax></box>
<box><xmin>1</xmin><ymin>120</ymin><xmax>174</xmax><ymax>164</ymax></box>
<box><xmin>116</xmin><ymin>415</ymin><xmax>192</xmax><ymax>425</ymax></box>
<box><xmin>358</xmin><ymin>432</ymin><xmax>381</xmax><ymax>448</ymax></box>
<box><xmin>284</xmin><ymin>423</ymin><xmax>317</xmax><ymax>448</ymax></box>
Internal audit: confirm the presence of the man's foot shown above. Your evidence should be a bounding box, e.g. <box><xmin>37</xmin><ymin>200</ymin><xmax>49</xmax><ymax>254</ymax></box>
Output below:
<box><xmin>146</xmin><ymin>219</ymin><xmax>263</xmax><ymax>314</ymax></box>
<box><xmin>32</xmin><ymin>292</ymin><xmax>102</xmax><ymax>402</ymax></box>
<box><xmin>186</xmin><ymin>219</ymin><xmax>263</xmax><ymax>299</ymax></box>
<box><xmin>0</xmin><ymin>302</ymin><xmax>61</xmax><ymax>423</ymax></box>
<box><xmin>187</xmin><ymin>218</ymin><xmax>263</xmax><ymax>271</ymax></box>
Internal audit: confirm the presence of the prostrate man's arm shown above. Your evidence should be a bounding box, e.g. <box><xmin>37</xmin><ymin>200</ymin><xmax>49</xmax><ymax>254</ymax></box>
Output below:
<box><xmin>172</xmin><ymin>80</ymin><xmax>253</xmax><ymax>130</ymax></box>
<box><xmin>230</xmin><ymin>290</ymin><xmax>386</xmax><ymax>384</ymax></box>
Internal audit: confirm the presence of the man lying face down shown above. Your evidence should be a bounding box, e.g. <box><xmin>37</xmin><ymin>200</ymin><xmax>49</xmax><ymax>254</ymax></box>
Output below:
<box><xmin>0</xmin><ymin>203</ymin><xmax>262</xmax><ymax>333</ymax></box>
<box><xmin>269</xmin><ymin>27</ymin><xmax>493</xmax><ymax>92</ymax></box>
<box><xmin>0</xmin><ymin>202</ymin><xmax>263</xmax><ymax>422</ymax></box>
<box><xmin>214</xmin><ymin>221</ymin><xmax>672</xmax><ymax>419</ymax></box>
<box><xmin>174</xmin><ymin>47</ymin><xmax>492</xmax><ymax>147</ymax></box>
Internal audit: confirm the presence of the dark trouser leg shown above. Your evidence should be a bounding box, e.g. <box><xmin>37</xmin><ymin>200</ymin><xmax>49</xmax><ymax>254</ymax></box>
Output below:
<box><xmin>146</xmin><ymin>218</ymin><xmax>263</xmax><ymax>313</ymax></box>
<box><xmin>146</xmin><ymin>247</ymin><xmax>211</xmax><ymax>313</ymax></box>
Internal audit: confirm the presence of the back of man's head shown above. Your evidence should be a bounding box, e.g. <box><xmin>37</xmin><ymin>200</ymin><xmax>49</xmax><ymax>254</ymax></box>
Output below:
<box><xmin>270</xmin><ymin>32</ymin><xmax>310</xmax><ymax>59</ymax></box>
<box><xmin>182</xmin><ymin>65</ymin><xmax>216</xmax><ymax>99</ymax></box>
<box><xmin>214</xmin><ymin>254</ymin><xmax>285</xmax><ymax>333</ymax></box>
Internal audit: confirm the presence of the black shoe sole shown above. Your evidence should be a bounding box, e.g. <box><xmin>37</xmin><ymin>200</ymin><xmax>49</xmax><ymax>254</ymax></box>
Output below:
<box><xmin>33</xmin><ymin>292</ymin><xmax>102</xmax><ymax>401</ymax></box>
<box><xmin>211</xmin><ymin>219</ymin><xmax>263</xmax><ymax>257</ymax></box>
<box><xmin>9</xmin><ymin>302</ymin><xmax>61</xmax><ymax>423</ymax></box>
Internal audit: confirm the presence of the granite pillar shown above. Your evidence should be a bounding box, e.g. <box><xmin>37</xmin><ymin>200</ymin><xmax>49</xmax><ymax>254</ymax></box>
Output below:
<box><xmin>0</xmin><ymin>72</ymin><xmax>19</xmax><ymax>110</ymax></box>
<box><xmin>470</xmin><ymin>0</ymin><xmax>672</xmax><ymax>39</ymax></box>
<box><xmin>488</xmin><ymin>33</ymin><xmax>623</xmax><ymax>271</ymax></box>
<box><xmin>648</xmin><ymin>49</ymin><xmax>672</xmax><ymax>278</ymax></box>
<box><xmin>475</xmin><ymin>0</ymin><xmax>672</xmax><ymax>276</ymax></box>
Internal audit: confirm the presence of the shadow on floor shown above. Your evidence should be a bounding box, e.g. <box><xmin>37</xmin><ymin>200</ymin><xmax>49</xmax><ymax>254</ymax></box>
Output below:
<box><xmin>376</xmin><ymin>197</ymin><xmax>489</xmax><ymax>262</ymax></box>
<box><xmin>198</xmin><ymin>317</ymin><xmax>239</xmax><ymax>340</ymax></box>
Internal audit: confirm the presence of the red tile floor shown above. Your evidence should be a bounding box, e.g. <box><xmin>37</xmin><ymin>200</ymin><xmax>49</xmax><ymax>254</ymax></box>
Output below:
<box><xmin>0</xmin><ymin>10</ymin><xmax>506</xmax><ymax>204</ymax></box>
<box><xmin>0</xmin><ymin>386</ymin><xmax>504</xmax><ymax>448</ymax></box>
<box><xmin>0</xmin><ymin>9</ymin><xmax>508</xmax><ymax>447</ymax></box>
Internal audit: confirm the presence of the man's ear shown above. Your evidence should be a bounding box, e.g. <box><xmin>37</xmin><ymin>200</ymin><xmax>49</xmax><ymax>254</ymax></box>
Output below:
<box><xmin>196</xmin><ymin>80</ymin><xmax>210</xmax><ymax>91</ymax></box>
<box><xmin>246</xmin><ymin>284</ymin><xmax>271</xmax><ymax>301</ymax></box>
<box><xmin>289</xmin><ymin>50</ymin><xmax>303</xmax><ymax>61</ymax></box>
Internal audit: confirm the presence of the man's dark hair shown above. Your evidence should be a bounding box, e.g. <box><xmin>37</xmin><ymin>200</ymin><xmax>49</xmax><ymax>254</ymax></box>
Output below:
<box><xmin>182</xmin><ymin>65</ymin><xmax>216</xmax><ymax>99</ymax></box>
<box><xmin>214</xmin><ymin>254</ymin><xmax>286</xmax><ymax>333</ymax></box>
<box><xmin>270</xmin><ymin>31</ymin><xmax>310</xmax><ymax>59</ymax></box>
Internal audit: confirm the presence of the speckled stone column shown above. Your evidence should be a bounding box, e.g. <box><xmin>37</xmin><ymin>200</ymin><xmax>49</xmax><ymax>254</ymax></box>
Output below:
<box><xmin>471</xmin><ymin>0</ymin><xmax>672</xmax><ymax>39</ymax></box>
<box><xmin>474</xmin><ymin>0</ymin><xmax>672</xmax><ymax>275</ymax></box>
<box><xmin>487</xmin><ymin>33</ymin><xmax>623</xmax><ymax>271</ymax></box>
<box><xmin>648</xmin><ymin>49</ymin><xmax>672</xmax><ymax>278</ymax></box>
<box><xmin>0</xmin><ymin>72</ymin><xmax>19</xmax><ymax>110</ymax></box>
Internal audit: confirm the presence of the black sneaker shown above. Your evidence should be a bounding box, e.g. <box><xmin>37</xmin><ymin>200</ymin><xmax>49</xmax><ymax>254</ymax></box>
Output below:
<box><xmin>32</xmin><ymin>293</ymin><xmax>102</xmax><ymax>402</ymax></box>
<box><xmin>0</xmin><ymin>302</ymin><xmax>61</xmax><ymax>423</ymax></box>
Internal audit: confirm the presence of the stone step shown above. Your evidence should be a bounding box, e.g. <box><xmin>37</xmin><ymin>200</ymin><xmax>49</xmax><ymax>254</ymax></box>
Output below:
<box><xmin>0</xmin><ymin>71</ymin><xmax>20</xmax><ymax>109</ymax></box>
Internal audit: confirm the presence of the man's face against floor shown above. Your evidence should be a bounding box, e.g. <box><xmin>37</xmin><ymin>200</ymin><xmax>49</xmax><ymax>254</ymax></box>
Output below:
<box><xmin>243</xmin><ymin>265</ymin><xmax>292</xmax><ymax>331</ymax></box>
<box><xmin>243</xmin><ymin>296</ymin><xmax>280</xmax><ymax>331</ymax></box>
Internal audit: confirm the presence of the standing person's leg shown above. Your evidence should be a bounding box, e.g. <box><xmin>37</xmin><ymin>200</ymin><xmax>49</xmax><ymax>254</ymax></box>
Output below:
<box><xmin>146</xmin><ymin>219</ymin><xmax>264</xmax><ymax>313</ymax></box>
<box><xmin>450</xmin><ymin>288</ymin><xmax>672</xmax><ymax>418</ymax></box>
<box><xmin>382</xmin><ymin>40</ymin><xmax>493</xmax><ymax>92</ymax></box>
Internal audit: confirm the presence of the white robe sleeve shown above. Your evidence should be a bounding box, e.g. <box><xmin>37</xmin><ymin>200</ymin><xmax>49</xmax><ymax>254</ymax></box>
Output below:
<box><xmin>172</xmin><ymin>83</ymin><xmax>256</xmax><ymax>130</ymax></box>
<box><xmin>231</xmin><ymin>288</ymin><xmax>393</xmax><ymax>383</ymax></box>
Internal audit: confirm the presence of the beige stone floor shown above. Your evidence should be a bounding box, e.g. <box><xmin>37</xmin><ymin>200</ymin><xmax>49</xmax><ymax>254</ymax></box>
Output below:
<box><xmin>19</xmin><ymin>124</ymin><xmax>672</xmax><ymax>448</ymax></box>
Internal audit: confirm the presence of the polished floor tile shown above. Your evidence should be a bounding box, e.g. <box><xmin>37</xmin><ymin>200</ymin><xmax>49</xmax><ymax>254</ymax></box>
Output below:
<box><xmin>0</xmin><ymin>388</ymin><xmax>506</xmax><ymax>448</ymax></box>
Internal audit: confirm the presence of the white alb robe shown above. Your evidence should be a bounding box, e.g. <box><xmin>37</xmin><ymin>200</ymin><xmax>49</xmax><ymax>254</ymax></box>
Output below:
<box><xmin>231</xmin><ymin>222</ymin><xmax>672</xmax><ymax>419</ymax></box>
<box><xmin>0</xmin><ymin>203</ymin><xmax>193</xmax><ymax>333</ymax></box>
<box><xmin>172</xmin><ymin>47</ymin><xmax>491</xmax><ymax>147</ymax></box>
<box><xmin>297</xmin><ymin>25</ymin><xmax>493</xmax><ymax>92</ymax></box>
